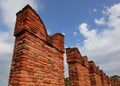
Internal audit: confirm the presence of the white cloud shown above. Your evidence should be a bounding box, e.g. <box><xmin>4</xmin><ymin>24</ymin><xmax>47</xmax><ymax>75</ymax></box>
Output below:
<box><xmin>94</xmin><ymin>17</ymin><xmax>105</xmax><ymax>25</ymax></box>
<box><xmin>107</xmin><ymin>3</ymin><xmax>120</xmax><ymax>28</ymax></box>
<box><xmin>47</xmin><ymin>30</ymin><xmax>51</xmax><ymax>35</ymax></box>
<box><xmin>93</xmin><ymin>8</ymin><xmax>97</xmax><ymax>12</ymax></box>
<box><xmin>78</xmin><ymin>3</ymin><xmax>120</xmax><ymax>76</ymax></box>
<box><xmin>0</xmin><ymin>0</ymin><xmax>38</xmax><ymax>86</ymax></box>
<box><xmin>62</xmin><ymin>32</ymin><xmax>65</xmax><ymax>36</ymax></box>
<box><xmin>79</xmin><ymin>23</ymin><xmax>97</xmax><ymax>41</ymax></box>
<box><xmin>73</xmin><ymin>32</ymin><xmax>78</xmax><ymax>36</ymax></box>
<box><xmin>0</xmin><ymin>0</ymin><xmax>38</xmax><ymax>30</ymax></box>
<box><xmin>0</xmin><ymin>31</ymin><xmax>14</xmax><ymax>54</ymax></box>
<box><xmin>64</xmin><ymin>52</ymin><xmax>68</xmax><ymax>77</ymax></box>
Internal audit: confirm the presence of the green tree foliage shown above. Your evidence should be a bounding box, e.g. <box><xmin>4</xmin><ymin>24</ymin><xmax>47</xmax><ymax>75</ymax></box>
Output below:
<box><xmin>64</xmin><ymin>77</ymin><xmax>69</xmax><ymax>86</ymax></box>
<box><xmin>110</xmin><ymin>75</ymin><xmax>120</xmax><ymax>80</ymax></box>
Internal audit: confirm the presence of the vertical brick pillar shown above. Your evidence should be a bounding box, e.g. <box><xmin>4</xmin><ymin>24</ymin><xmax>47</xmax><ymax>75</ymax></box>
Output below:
<box><xmin>107</xmin><ymin>76</ymin><xmax>112</xmax><ymax>86</ymax></box>
<box><xmin>82</xmin><ymin>56</ymin><xmax>89</xmax><ymax>68</ymax></box>
<box><xmin>8</xmin><ymin>5</ymin><xmax>65</xmax><ymax>86</ymax></box>
<box><xmin>89</xmin><ymin>61</ymin><xmax>102</xmax><ymax>86</ymax></box>
<box><xmin>112</xmin><ymin>80</ymin><xmax>120</xmax><ymax>86</ymax></box>
<box><xmin>66</xmin><ymin>48</ymin><xmax>91</xmax><ymax>86</ymax></box>
<box><xmin>100</xmin><ymin>70</ymin><xmax>108</xmax><ymax>86</ymax></box>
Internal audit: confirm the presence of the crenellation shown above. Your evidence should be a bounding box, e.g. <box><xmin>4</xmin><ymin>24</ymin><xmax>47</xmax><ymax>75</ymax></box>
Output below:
<box><xmin>96</xmin><ymin>66</ymin><xmax>100</xmax><ymax>75</ymax></box>
<box><xmin>66</xmin><ymin>48</ymin><xmax>91</xmax><ymax>86</ymax></box>
<box><xmin>8</xmin><ymin>5</ymin><xmax>65</xmax><ymax>86</ymax></box>
<box><xmin>89</xmin><ymin>61</ymin><xmax>97</xmax><ymax>73</ymax></box>
<box><xmin>8</xmin><ymin>5</ymin><xmax>120</xmax><ymax>86</ymax></box>
<box><xmin>66</xmin><ymin>47</ymin><xmax>82</xmax><ymax>63</ymax></box>
<box><xmin>66</xmin><ymin>47</ymin><xmax>119</xmax><ymax>86</ymax></box>
<box><xmin>48</xmin><ymin>33</ymin><xmax>64</xmax><ymax>52</ymax></box>
<box><xmin>82</xmin><ymin>56</ymin><xmax>89</xmax><ymax>68</ymax></box>
<box><xmin>14</xmin><ymin>5</ymin><xmax>48</xmax><ymax>41</ymax></box>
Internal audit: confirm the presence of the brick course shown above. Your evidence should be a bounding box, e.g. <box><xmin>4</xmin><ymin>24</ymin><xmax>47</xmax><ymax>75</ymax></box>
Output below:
<box><xmin>66</xmin><ymin>48</ymin><xmax>91</xmax><ymax>86</ymax></box>
<box><xmin>8</xmin><ymin>5</ymin><xmax>120</xmax><ymax>86</ymax></box>
<box><xmin>66</xmin><ymin>47</ymin><xmax>120</xmax><ymax>86</ymax></box>
<box><xmin>8</xmin><ymin>5</ymin><xmax>65</xmax><ymax>86</ymax></box>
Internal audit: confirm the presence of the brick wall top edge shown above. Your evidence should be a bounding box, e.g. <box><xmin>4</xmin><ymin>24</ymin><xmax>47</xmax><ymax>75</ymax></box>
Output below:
<box><xmin>14</xmin><ymin>5</ymin><xmax>48</xmax><ymax>39</ymax></box>
<box><xmin>16</xmin><ymin>5</ymin><xmax>47</xmax><ymax>32</ymax></box>
<box><xmin>66</xmin><ymin>47</ymin><xmax>81</xmax><ymax>56</ymax></box>
<box><xmin>96</xmin><ymin>66</ymin><xmax>101</xmax><ymax>74</ymax></box>
<box><xmin>66</xmin><ymin>47</ymin><xmax>79</xmax><ymax>52</ymax></box>
<box><xmin>89</xmin><ymin>60</ymin><xmax>98</xmax><ymax>73</ymax></box>
<box><xmin>89</xmin><ymin>61</ymin><xmax>96</xmax><ymax>66</ymax></box>
<box><xmin>14</xmin><ymin>5</ymin><xmax>65</xmax><ymax>53</ymax></box>
<box><xmin>100</xmin><ymin>70</ymin><xmax>103</xmax><ymax>74</ymax></box>
<box><xmin>50</xmin><ymin>33</ymin><xmax>65</xmax><ymax>38</ymax></box>
<box><xmin>89</xmin><ymin>61</ymin><xmax>96</xmax><ymax>67</ymax></box>
<box><xmin>83</xmin><ymin>55</ymin><xmax>87</xmax><ymax>58</ymax></box>
<box><xmin>82</xmin><ymin>56</ymin><xmax>88</xmax><ymax>61</ymax></box>
<box><xmin>82</xmin><ymin>56</ymin><xmax>89</xmax><ymax>67</ymax></box>
<box><xmin>100</xmin><ymin>70</ymin><xmax>107</xmax><ymax>77</ymax></box>
<box><xmin>66</xmin><ymin>47</ymin><xmax>83</xmax><ymax>63</ymax></box>
<box><xmin>47</xmin><ymin>33</ymin><xmax>64</xmax><ymax>52</ymax></box>
<box><xmin>16</xmin><ymin>5</ymin><xmax>42</xmax><ymax>25</ymax></box>
<box><xmin>16</xmin><ymin>5</ymin><xmax>33</xmax><ymax>15</ymax></box>
<box><xmin>88</xmin><ymin>60</ymin><xmax>94</xmax><ymax>63</ymax></box>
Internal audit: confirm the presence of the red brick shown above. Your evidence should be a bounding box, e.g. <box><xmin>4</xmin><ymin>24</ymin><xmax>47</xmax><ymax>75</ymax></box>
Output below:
<box><xmin>8</xmin><ymin>5</ymin><xmax>65</xmax><ymax>86</ymax></box>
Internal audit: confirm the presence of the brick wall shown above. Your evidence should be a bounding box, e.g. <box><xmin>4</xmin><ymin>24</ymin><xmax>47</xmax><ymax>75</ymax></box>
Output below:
<box><xmin>100</xmin><ymin>70</ymin><xmax>108</xmax><ymax>86</ymax></box>
<box><xmin>8</xmin><ymin>5</ymin><xmax>65</xmax><ymax>86</ymax></box>
<box><xmin>89</xmin><ymin>61</ymin><xmax>102</xmax><ymax>86</ymax></box>
<box><xmin>66</xmin><ymin>48</ymin><xmax>91</xmax><ymax>86</ymax></box>
<box><xmin>66</xmin><ymin>47</ymin><xmax>120</xmax><ymax>86</ymax></box>
<box><xmin>111</xmin><ymin>80</ymin><xmax>120</xmax><ymax>86</ymax></box>
<box><xmin>8</xmin><ymin>5</ymin><xmax>120</xmax><ymax>86</ymax></box>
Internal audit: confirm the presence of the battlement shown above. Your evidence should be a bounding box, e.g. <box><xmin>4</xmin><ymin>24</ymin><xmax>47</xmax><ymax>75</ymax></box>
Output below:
<box><xmin>89</xmin><ymin>61</ymin><xmax>97</xmax><ymax>73</ymax></box>
<box><xmin>66</xmin><ymin>47</ymin><xmax>91</xmax><ymax>86</ymax></box>
<box><xmin>82</xmin><ymin>56</ymin><xmax>89</xmax><ymax>68</ymax></box>
<box><xmin>66</xmin><ymin>47</ymin><xmax>82</xmax><ymax>63</ymax></box>
<box><xmin>8</xmin><ymin>5</ymin><xmax>120</xmax><ymax>86</ymax></box>
<box><xmin>66</xmin><ymin>47</ymin><xmax>120</xmax><ymax>86</ymax></box>
<box><xmin>49</xmin><ymin>33</ymin><xmax>64</xmax><ymax>52</ymax></box>
<box><xmin>14</xmin><ymin>5</ymin><xmax>64</xmax><ymax>52</ymax></box>
<box><xmin>14</xmin><ymin>5</ymin><xmax>48</xmax><ymax>41</ymax></box>
<box><xmin>9</xmin><ymin>5</ymin><xmax>65</xmax><ymax>86</ymax></box>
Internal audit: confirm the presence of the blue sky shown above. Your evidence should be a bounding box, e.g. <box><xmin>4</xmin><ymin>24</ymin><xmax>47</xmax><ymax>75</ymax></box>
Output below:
<box><xmin>0</xmin><ymin>0</ymin><xmax>120</xmax><ymax>86</ymax></box>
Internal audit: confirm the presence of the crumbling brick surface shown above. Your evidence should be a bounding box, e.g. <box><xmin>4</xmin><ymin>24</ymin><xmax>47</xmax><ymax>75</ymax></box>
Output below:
<box><xmin>8</xmin><ymin>5</ymin><xmax>120</xmax><ymax>86</ymax></box>
<box><xmin>66</xmin><ymin>47</ymin><xmax>120</xmax><ymax>86</ymax></box>
<box><xmin>8</xmin><ymin>5</ymin><xmax>65</xmax><ymax>86</ymax></box>
<box><xmin>66</xmin><ymin>48</ymin><xmax>91</xmax><ymax>86</ymax></box>
<box><xmin>111</xmin><ymin>80</ymin><xmax>120</xmax><ymax>86</ymax></box>
<box><xmin>89</xmin><ymin>61</ymin><xmax>102</xmax><ymax>86</ymax></box>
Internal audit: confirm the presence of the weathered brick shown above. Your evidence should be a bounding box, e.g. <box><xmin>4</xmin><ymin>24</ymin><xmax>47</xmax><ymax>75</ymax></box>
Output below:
<box><xmin>66</xmin><ymin>48</ymin><xmax>91</xmax><ymax>86</ymax></box>
<box><xmin>66</xmin><ymin>47</ymin><xmax>120</xmax><ymax>86</ymax></box>
<box><xmin>8</xmin><ymin>4</ymin><xmax>120</xmax><ymax>86</ymax></box>
<box><xmin>8</xmin><ymin>5</ymin><xmax>65</xmax><ymax>86</ymax></box>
